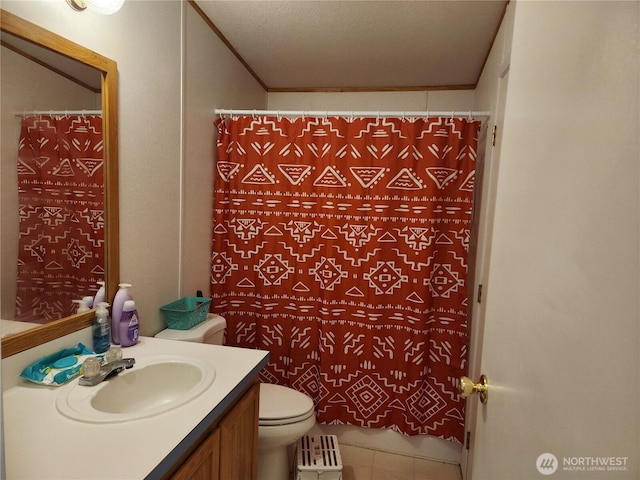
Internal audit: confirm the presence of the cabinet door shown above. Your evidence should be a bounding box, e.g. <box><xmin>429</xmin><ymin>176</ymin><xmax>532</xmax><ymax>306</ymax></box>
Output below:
<box><xmin>170</xmin><ymin>429</ymin><xmax>220</xmax><ymax>480</ymax></box>
<box><xmin>219</xmin><ymin>382</ymin><xmax>260</xmax><ymax>480</ymax></box>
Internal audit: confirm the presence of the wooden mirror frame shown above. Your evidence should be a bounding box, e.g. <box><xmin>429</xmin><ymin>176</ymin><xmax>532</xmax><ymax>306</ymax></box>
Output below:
<box><xmin>1</xmin><ymin>10</ymin><xmax>119</xmax><ymax>358</ymax></box>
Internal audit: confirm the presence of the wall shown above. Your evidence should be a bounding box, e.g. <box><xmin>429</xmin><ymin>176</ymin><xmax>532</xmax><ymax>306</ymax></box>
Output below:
<box><xmin>1</xmin><ymin>0</ymin><xmax>182</xmax><ymax>336</ymax></box>
<box><xmin>0</xmin><ymin>4</ymin><xmax>264</xmax><ymax>474</ymax></box>
<box><xmin>268</xmin><ymin>90</ymin><xmax>475</xmax><ymax>113</ymax></box>
<box><xmin>0</xmin><ymin>0</ymin><xmax>265</xmax><ymax>337</ymax></box>
<box><xmin>0</xmin><ymin>45</ymin><xmax>99</xmax><ymax>320</ymax></box>
<box><xmin>181</xmin><ymin>4</ymin><xmax>266</xmax><ymax>303</ymax></box>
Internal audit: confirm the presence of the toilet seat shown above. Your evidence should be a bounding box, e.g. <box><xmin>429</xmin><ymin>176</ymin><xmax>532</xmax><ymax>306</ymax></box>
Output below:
<box><xmin>259</xmin><ymin>383</ymin><xmax>314</xmax><ymax>426</ymax></box>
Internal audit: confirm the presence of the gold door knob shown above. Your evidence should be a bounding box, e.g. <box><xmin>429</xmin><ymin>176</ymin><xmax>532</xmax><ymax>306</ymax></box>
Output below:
<box><xmin>459</xmin><ymin>374</ymin><xmax>488</xmax><ymax>404</ymax></box>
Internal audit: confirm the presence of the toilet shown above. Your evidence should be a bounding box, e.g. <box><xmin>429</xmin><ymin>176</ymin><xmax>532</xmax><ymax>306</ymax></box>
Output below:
<box><xmin>155</xmin><ymin>313</ymin><xmax>316</xmax><ymax>480</ymax></box>
<box><xmin>257</xmin><ymin>382</ymin><xmax>315</xmax><ymax>480</ymax></box>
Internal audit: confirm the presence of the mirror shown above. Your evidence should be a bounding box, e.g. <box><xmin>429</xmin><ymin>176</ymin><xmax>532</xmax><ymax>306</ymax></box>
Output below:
<box><xmin>1</xmin><ymin>28</ymin><xmax>102</xmax><ymax>328</ymax></box>
<box><xmin>1</xmin><ymin>10</ymin><xmax>119</xmax><ymax>358</ymax></box>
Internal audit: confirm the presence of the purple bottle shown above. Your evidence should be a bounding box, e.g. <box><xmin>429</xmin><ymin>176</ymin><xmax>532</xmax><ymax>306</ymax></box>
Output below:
<box><xmin>111</xmin><ymin>283</ymin><xmax>132</xmax><ymax>344</ymax></box>
<box><xmin>119</xmin><ymin>300</ymin><xmax>140</xmax><ymax>347</ymax></box>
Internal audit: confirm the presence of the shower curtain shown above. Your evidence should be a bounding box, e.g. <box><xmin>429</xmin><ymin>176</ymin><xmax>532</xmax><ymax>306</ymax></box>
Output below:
<box><xmin>211</xmin><ymin>115</ymin><xmax>478</xmax><ymax>442</ymax></box>
<box><xmin>16</xmin><ymin>115</ymin><xmax>104</xmax><ymax>323</ymax></box>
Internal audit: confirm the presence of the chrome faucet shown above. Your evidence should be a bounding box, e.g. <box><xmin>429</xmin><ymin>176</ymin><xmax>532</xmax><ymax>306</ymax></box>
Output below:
<box><xmin>78</xmin><ymin>358</ymin><xmax>135</xmax><ymax>386</ymax></box>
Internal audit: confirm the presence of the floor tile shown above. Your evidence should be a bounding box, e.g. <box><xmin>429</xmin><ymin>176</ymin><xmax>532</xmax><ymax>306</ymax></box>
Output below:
<box><xmin>342</xmin><ymin>464</ymin><xmax>373</xmax><ymax>480</ymax></box>
<box><xmin>335</xmin><ymin>444</ymin><xmax>462</xmax><ymax>480</ymax></box>
<box><xmin>371</xmin><ymin>468</ymin><xmax>414</xmax><ymax>480</ymax></box>
<box><xmin>372</xmin><ymin>450</ymin><xmax>415</xmax><ymax>475</ymax></box>
<box><xmin>341</xmin><ymin>444</ymin><xmax>376</xmax><ymax>467</ymax></box>
<box><xmin>415</xmin><ymin>457</ymin><xmax>462</xmax><ymax>480</ymax></box>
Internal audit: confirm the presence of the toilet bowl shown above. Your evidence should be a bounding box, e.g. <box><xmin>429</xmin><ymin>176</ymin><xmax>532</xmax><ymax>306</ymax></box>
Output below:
<box><xmin>156</xmin><ymin>314</ymin><xmax>316</xmax><ymax>480</ymax></box>
<box><xmin>258</xmin><ymin>383</ymin><xmax>316</xmax><ymax>480</ymax></box>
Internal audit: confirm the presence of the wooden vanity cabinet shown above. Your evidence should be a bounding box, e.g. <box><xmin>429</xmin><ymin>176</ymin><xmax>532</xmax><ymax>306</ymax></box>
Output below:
<box><xmin>170</xmin><ymin>429</ymin><xmax>220</xmax><ymax>480</ymax></box>
<box><xmin>219</xmin><ymin>380</ymin><xmax>260</xmax><ymax>479</ymax></box>
<box><xmin>169</xmin><ymin>381</ymin><xmax>260</xmax><ymax>480</ymax></box>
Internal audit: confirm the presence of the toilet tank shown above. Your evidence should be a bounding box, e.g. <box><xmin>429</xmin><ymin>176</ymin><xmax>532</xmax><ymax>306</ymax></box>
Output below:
<box><xmin>202</xmin><ymin>314</ymin><xmax>226</xmax><ymax>345</ymax></box>
<box><xmin>154</xmin><ymin>314</ymin><xmax>226</xmax><ymax>344</ymax></box>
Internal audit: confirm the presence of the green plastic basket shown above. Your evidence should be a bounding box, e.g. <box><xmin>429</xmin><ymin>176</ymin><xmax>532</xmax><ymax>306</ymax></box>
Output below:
<box><xmin>160</xmin><ymin>297</ymin><xmax>212</xmax><ymax>330</ymax></box>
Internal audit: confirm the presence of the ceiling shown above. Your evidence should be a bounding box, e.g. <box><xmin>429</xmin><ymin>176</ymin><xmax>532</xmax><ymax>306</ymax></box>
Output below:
<box><xmin>194</xmin><ymin>0</ymin><xmax>509</xmax><ymax>91</ymax></box>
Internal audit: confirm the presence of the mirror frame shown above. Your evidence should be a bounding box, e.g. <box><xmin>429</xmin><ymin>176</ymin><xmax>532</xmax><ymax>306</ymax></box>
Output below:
<box><xmin>1</xmin><ymin>10</ymin><xmax>119</xmax><ymax>358</ymax></box>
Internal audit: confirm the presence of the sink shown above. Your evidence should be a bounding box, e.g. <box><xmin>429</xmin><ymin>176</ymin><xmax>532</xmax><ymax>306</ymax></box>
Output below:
<box><xmin>56</xmin><ymin>354</ymin><xmax>215</xmax><ymax>423</ymax></box>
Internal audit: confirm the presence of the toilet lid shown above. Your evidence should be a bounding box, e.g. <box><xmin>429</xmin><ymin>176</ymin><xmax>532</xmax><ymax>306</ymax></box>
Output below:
<box><xmin>259</xmin><ymin>383</ymin><xmax>314</xmax><ymax>426</ymax></box>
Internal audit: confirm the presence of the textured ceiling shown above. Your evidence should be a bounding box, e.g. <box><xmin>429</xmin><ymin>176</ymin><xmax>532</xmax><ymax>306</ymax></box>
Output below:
<box><xmin>194</xmin><ymin>0</ymin><xmax>508</xmax><ymax>91</ymax></box>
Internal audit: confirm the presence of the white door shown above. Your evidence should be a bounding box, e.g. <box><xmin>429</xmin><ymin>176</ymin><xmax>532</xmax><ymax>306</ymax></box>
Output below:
<box><xmin>463</xmin><ymin>2</ymin><xmax>639</xmax><ymax>480</ymax></box>
<box><xmin>460</xmin><ymin>65</ymin><xmax>509</xmax><ymax>479</ymax></box>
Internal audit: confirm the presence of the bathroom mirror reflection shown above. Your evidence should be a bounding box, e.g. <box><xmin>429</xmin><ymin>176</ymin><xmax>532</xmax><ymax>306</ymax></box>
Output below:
<box><xmin>0</xmin><ymin>10</ymin><xmax>119</xmax><ymax>358</ymax></box>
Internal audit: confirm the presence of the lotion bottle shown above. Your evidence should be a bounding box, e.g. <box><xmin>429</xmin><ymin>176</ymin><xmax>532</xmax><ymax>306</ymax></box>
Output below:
<box><xmin>111</xmin><ymin>283</ymin><xmax>132</xmax><ymax>344</ymax></box>
<box><xmin>92</xmin><ymin>302</ymin><xmax>111</xmax><ymax>354</ymax></box>
<box><xmin>119</xmin><ymin>300</ymin><xmax>139</xmax><ymax>347</ymax></box>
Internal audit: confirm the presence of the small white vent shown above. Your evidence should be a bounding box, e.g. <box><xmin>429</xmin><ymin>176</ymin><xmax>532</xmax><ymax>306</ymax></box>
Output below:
<box><xmin>296</xmin><ymin>435</ymin><xmax>343</xmax><ymax>479</ymax></box>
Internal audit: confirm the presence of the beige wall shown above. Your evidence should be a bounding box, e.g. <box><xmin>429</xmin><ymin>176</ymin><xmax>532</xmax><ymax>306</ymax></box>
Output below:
<box><xmin>268</xmin><ymin>89</ymin><xmax>475</xmax><ymax>112</ymax></box>
<box><xmin>0</xmin><ymin>0</ymin><xmax>182</xmax><ymax>335</ymax></box>
<box><xmin>0</xmin><ymin>1</ymin><xmax>265</xmax><ymax>336</ymax></box>
<box><xmin>181</xmin><ymin>4</ymin><xmax>266</xmax><ymax>305</ymax></box>
<box><xmin>0</xmin><ymin>45</ymin><xmax>100</xmax><ymax>320</ymax></box>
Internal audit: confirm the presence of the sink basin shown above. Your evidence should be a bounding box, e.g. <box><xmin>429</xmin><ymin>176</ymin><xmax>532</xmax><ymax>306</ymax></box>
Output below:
<box><xmin>56</xmin><ymin>354</ymin><xmax>215</xmax><ymax>423</ymax></box>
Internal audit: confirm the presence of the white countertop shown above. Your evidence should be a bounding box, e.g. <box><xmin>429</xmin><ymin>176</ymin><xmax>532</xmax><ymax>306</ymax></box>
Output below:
<box><xmin>3</xmin><ymin>336</ymin><xmax>269</xmax><ymax>480</ymax></box>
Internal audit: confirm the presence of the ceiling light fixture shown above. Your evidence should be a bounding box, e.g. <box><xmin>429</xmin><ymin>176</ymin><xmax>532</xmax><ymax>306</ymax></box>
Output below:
<box><xmin>66</xmin><ymin>0</ymin><xmax>124</xmax><ymax>15</ymax></box>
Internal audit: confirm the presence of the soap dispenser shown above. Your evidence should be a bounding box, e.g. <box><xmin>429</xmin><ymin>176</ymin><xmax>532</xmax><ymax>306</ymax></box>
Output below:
<box><xmin>72</xmin><ymin>297</ymin><xmax>92</xmax><ymax>314</ymax></box>
<box><xmin>93</xmin><ymin>281</ymin><xmax>105</xmax><ymax>306</ymax></box>
<box><xmin>111</xmin><ymin>283</ymin><xmax>132</xmax><ymax>345</ymax></box>
<box><xmin>92</xmin><ymin>302</ymin><xmax>111</xmax><ymax>354</ymax></box>
<box><xmin>83</xmin><ymin>295</ymin><xmax>94</xmax><ymax>309</ymax></box>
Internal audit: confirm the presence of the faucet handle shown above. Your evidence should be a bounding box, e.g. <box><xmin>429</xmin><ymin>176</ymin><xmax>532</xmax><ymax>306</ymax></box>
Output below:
<box><xmin>105</xmin><ymin>347</ymin><xmax>123</xmax><ymax>363</ymax></box>
<box><xmin>82</xmin><ymin>357</ymin><xmax>102</xmax><ymax>379</ymax></box>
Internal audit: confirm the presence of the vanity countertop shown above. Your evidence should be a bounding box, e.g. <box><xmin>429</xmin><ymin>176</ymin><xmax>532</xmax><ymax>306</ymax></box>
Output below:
<box><xmin>3</xmin><ymin>336</ymin><xmax>269</xmax><ymax>480</ymax></box>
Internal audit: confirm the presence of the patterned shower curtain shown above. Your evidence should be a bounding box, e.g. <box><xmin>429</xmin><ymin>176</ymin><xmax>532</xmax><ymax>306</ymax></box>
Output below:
<box><xmin>16</xmin><ymin>115</ymin><xmax>104</xmax><ymax>323</ymax></box>
<box><xmin>211</xmin><ymin>115</ymin><xmax>478</xmax><ymax>442</ymax></box>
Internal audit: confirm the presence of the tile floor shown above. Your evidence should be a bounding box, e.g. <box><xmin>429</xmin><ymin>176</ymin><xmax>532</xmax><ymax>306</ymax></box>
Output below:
<box><xmin>338</xmin><ymin>444</ymin><xmax>462</xmax><ymax>480</ymax></box>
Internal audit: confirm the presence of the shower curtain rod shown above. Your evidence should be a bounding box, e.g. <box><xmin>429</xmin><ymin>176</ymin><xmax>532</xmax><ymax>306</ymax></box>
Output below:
<box><xmin>214</xmin><ymin>108</ymin><xmax>491</xmax><ymax>119</ymax></box>
<box><xmin>13</xmin><ymin>110</ymin><xmax>102</xmax><ymax>117</ymax></box>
